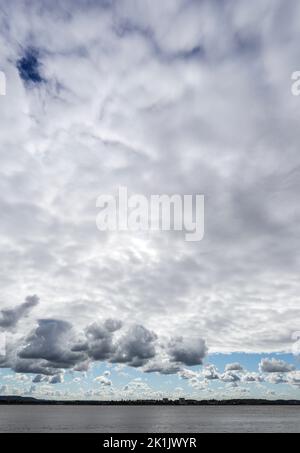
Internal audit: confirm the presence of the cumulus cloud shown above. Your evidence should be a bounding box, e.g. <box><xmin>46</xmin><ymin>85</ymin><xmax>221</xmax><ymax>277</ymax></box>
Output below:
<box><xmin>1</xmin><ymin>309</ymin><xmax>210</xmax><ymax>377</ymax></box>
<box><xmin>202</xmin><ymin>364</ymin><xmax>220</xmax><ymax>380</ymax></box>
<box><xmin>49</xmin><ymin>373</ymin><xmax>64</xmax><ymax>385</ymax></box>
<box><xmin>32</xmin><ymin>374</ymin><xmax>48</xmax><ymax>384</ymax></box>
<box><xmin>225</xmin><ymin>363</ymin><xmax>244</xmax><ymax>372</ymax></box>
<box><xmin>241</xmin><ymin>372</ymin><xmax>264</xmax><ymax>383</ymax></box>
<box><xmin>168</xmin><ymin>337</ymin><xmax>207</xmax><ymax>366</ymax></box>
<box><xmin>287</xmin><ymin>371</ymin><xmax>300</xmax><ymax>388</ymax></box>
<box><xmin>19</xmin><ymin>319</ymin><xmax>86</xmax><ymax>370</ymax></box>
<box><xmin>265</xmin><ymin>373</ymin><xmax>288</xmax><ymax>385</ymax></box>
<box><xmin>220</xmin><ymin>371</ymin><xmax>241</xmax><ymax>383</ymax></box>
<box><xmin>94</xmin><ymin>375</ymin><xmax>112</xmax><ymax>386</ymax></box>
<box><xmin>84</xmin><ymin>320</ymin><xmax>120</xmax><ymax>361</ymax></box>
<box><xmin>259</xmin><ymin>358</ymin><xmax>295</xmax><ymax>373</ymax></box>
<box><xmin>112</xmin><ymin>325</ymin><xmax>157</xmax><ymax>368</ymax></box>
<box><xmin>144</xmin><ymin>361</ymin><xmax>181</xmax><ymax>375</ymax></box>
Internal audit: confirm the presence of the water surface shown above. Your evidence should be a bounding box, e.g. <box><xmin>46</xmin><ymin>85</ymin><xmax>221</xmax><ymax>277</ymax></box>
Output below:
<box><xmin>0</xmin><ymin>405</ymin><xmax>299</xmax><ymax>433</ymax></box>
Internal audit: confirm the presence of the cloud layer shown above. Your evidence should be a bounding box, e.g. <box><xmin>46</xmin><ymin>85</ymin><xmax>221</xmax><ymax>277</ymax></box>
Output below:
<box><xmin>0</xmin><ymin>0</ymin><xmax>300</xmax><ymax>393</ymax></box>
<box><xmin>0</xmin><ymin>297</ymin><xmax>298</xmax><ymax>400</ymax></box>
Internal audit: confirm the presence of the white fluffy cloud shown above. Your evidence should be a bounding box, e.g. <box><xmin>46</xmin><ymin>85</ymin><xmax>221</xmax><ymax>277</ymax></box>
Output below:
<box><xmin>94</xmin><ymin>375</ymin><xmax>112</xmax><ymax>387</ymax></box>
<box><xmin>259</xmin><ymin>358</ymin><xmax>295</xmax><ymax>373</ymax></box>
<box><xmin>225</xmin><ymin>363</ymin><xmax>244</xmax><ymax>372</ymax></box>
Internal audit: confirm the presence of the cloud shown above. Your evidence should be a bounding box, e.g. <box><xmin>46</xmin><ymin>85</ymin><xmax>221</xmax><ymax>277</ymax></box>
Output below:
<box><xmin>265</xmin><ymin>374</ymin><xmax>288</xmax><ymax>385</ymax></box>
<box><xmin>15</xmin><ymin>319</ymin><xmax>87</xmax><ymax>375</ymax></box>
<box><xmin>220</xmin><ymin>371</ymin><xmax>241</xmax><ymax>383</ymax></box>
<box><xmin>94</xmin><ymin>375</ymin><xmax>112</xmax><ymax>386</ymax></box>
<box><xmin>225</xmin><ymin>362</ymin><xmax>244</xmax><ymax>372</ymax></box>
<box><xmin>0</xmin><ymin>385</ymin><xmax>8</xmax><ymax>394</ymax></box>
<box><xmin>202</xmin><ymin>364</ymin><xmax>220</xmax><ymax>380</ymax></box>
<box><xmin>0</xmin><ymin>0</ymin><xmax>299</xmax><ymax>361</ymax></box>
<box><xmin>10</xmin><ymin>359</ymin><xmax>56</xmax><ymax>376</ymax></box>
<box><xmin>1</xmin><ymin>310</ymin><xmax>211</xmax><ymax>377</ymax></box>
<box><xmin>241</xmin><ymin>372</ymin><xmax>264</xmax><ymax>383</ymax></box>
<box><xmin>178</xmin><ymin>368</ymin><xmax>199</xmax><ymax>380</ymax></box>
<box><xmin>144</xmin><ymin>361</ymin><xmax>181</xmax><ymax>375</ymax></box>
<box><xmin>264</xmin><ymin>370</ymin><xmax>300</xmax><ymax>388</ymax></box>
<box><xmin>85</xmin><ymin>320</ymin><xmax>120</xmax><ymax>361</ymax></box>
<box><xmin>287</xmin><ymin>371</ymin><xmax>300</xmax><ymax>388</ymax></box>
<box><xmin>259</xmin><ymin>358</ymin><xmax>295</xmax><ymax>373</ymax></box>
<box><xmin>32</xmin><ymin>374</ymin><xmax>47</xmax><ymax>384</ymax></box>
<box><xmin>49</xmin><ymin>373</ymin><xmax>64</xmax><ymax>385</ymax></box>
<box><xmin>112</xmin><ymin>325</ymin><xmax>157</xmax><ymax>367</ymax></box>
<box><xmin>168</xmin><ymin>336</ymin><xmax>207</xmax><ymax>366</ymax></box>
<box><xmin>0</xmin><ymin>296</ymin><xmax>39</xmax><ymax>330</ymax></box>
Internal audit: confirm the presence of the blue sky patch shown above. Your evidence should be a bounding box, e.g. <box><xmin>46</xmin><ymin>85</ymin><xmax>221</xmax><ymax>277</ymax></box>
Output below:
<box><xmin>17</xmin><ymin>48</ymin><xmax>44</xmax><ymax>84</ymax></box>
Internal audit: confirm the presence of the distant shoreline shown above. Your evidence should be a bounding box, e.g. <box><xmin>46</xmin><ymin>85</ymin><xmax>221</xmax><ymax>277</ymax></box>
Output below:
<box><xmin>1</xmin><ymin>397</ymin><xmax>300</xmax><ymax>406</ymax></box>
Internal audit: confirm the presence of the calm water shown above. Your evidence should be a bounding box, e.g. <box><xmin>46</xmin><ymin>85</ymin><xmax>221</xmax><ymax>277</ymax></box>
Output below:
<box><xmin>0</xmin><ymin>405</ymin><xmax>299</xmax><ymax>433</ymax></box>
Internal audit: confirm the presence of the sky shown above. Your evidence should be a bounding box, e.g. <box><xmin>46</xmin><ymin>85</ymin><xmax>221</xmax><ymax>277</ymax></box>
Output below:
<box><xmin>0</xmin><ymin>0</ymin><xmax>300</xmax><ymax>400</ymax></box>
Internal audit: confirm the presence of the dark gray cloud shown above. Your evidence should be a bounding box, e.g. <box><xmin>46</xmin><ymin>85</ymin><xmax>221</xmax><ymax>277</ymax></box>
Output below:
<box><xmin>1</xmin><ymin>309</ymin><xmax>208</xmax><ymax>377</ymax></box>
<box><xmin>85</xmin><ymin>320</ymin><xmax>120</xmax><ymax>361</ymax></box>
<box><xmin>12</xmin><ymin>359</ymin><xmax>56</xmax><ymax>376</ymax></box>
<box><xmin>168</xmin><ymin>336</ymin><xmax>207</xmax><ymax>366</ymax></box>
<box><xmin>18</xmin><ymin>319</ymin><xmax>87</xmax><ymax>372</ymax></box>
<box><xmin>112</xmin><ymin>325</ymin><xmax>157</xmax><ymax>368</ymax></box>
<box><xmin>32</xmin><ymin>374</ymin><xmax>47</xmax><ymax>383</ymax></box>
<box><xmin>0</xmin><ymin>296</ymin><xmax>39</xmax><ymax>330</ymax></box>
<box><xmin>49</xmin><ymin>374</ymin><xmax>63</xmax><ymax>385</ymax></box>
